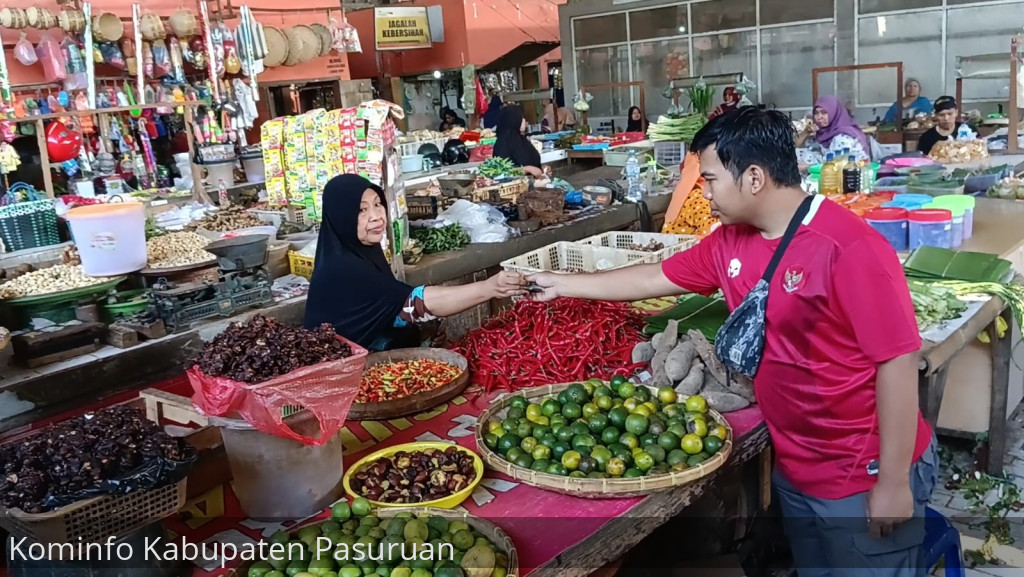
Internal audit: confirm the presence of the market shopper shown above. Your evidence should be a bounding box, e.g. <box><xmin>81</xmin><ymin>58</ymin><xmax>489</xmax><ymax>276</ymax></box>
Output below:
<box><xmin>303</xmin><ymin>174</ymin><xmax>527</xmax><ymax>351</ymax></box>
<box><xmin>493</xmin><ymin>105</ymin><xmax>545</xmax><ymax>178</ymax></box>
<box><xmin>439</xmin><ymin>108</ymin><xmax>467</xmax><ymax>132</ymax></box>
<box><xmin>543</xmin><ymin>98</ymin><xmax>577</xmax><ymax>132</ymax></box>
<box><xmin>796</xmin><ymin>95</ymin><xmax>872</xmax><ymax>168</ymax></box>
<box><xmin>916</xmin><ymin>96</ymin><xmax>959</xmax><ymax>156</ymax></box>
<box><xmin>625</xmin><ymin>106</ymin><xmax>647</xmax><ymax>133</ymax></box>
<box><xmin>527</xmin><ymin>107</ymin><xmax>937</xmax><ymax>577</ymax></box>
<box><xmin>883</xmin><ymin>78</ymin><xmax>934</xmax><ymax>125</ymax></box>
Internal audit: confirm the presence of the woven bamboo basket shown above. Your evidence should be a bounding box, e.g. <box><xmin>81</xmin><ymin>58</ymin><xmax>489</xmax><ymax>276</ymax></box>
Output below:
<box><xmin>470</xmin><ymin>177</ymin><xmax>529</xmax><ymax>204</ymax></box>
<box><xmin>263</xmin><ymin>26</ymin><xmax>289</xmax><ymax>67</ymax></box>
<box><xmin>228</xmin><ymin>506</ymin><xmax>520</xmax><ymax>577</ymax></box>
<box><xmin>474</xmin><ymin>382</ymin><xmax>733</xmax><ymax>498</ymax></box>
<box><xmin>349</xmin><ymin>348</ymin><xmax>470</xmax><ymax>421</ymax></box>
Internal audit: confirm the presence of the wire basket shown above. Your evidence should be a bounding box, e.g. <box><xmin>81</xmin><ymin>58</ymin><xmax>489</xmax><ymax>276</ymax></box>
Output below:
<box><xmin>0</xmin><ymin>199</ymin><xmax>60</xmax><ymax>252</ymax></box>
<box><xmin>653</xmin><ymin>141</ymin><xmax>687</xmax><ymax>169</ymax></box>
<box><xmin>577</xmin><ymin>231</ymin><xmax>699</xmax><ymax>263</ymax></box>
<box><xmin>501</xmin><ymin>241</ymin><xmax>654</xmax><ymax>275</ymax></box>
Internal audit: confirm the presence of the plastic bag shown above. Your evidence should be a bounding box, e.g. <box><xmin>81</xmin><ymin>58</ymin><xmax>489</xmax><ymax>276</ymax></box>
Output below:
<box><xmin>14</xmin><ymin>34</ymin><xmax>37</xmax><ymax>66</ymax></box>
<box><xmin>187</xmin><ymin>336</ymin><xmax>368</xmax><ymax>446</ymax></box>
<box><xmin>43</xmin><ymin>449</ymin><xmax>196</xmax><ymax>511</ymax></box>
<box><xmin>36</xmin><ymin>36</ymin><xmax>67</xmax><ymax>82</ymax></box>
<box><xmin>342</xmin><ymin>20</ymin><xmax>362</xmax><ymax>53</ymax></box>
<box><xmin>437</xmin><ymin>199</ymin><xmax>513</xmax><ymax>243</ymax></box>
<box><xmin>152</xmin><ymin>40</ymin><xmax>172</xmax><ymax>78</ymax></box>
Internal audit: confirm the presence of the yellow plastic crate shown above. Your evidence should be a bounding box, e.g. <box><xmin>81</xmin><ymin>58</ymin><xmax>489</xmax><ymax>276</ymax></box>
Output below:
<box><xmin>577</xmin><ymin>231</ymin><xmax>699</xmax><ymax>263</ymax></box>
<box><xmin>288</xmin><ymin>251</ymin><xmax>315</xmax><ymax>279</ymax></box>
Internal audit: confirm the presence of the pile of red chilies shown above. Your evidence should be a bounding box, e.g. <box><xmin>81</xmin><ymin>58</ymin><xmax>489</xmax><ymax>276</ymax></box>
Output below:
<box><xmin>451</xmin><ymin>298</ymin><xmax>647</xmax><ymax>392</ymax></box>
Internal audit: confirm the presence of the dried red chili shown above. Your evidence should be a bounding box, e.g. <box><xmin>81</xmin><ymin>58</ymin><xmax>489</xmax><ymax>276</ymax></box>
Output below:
<box><xmin>451</xmin><ymin>299</ymin><xmax>647</xmax><ymax>392</ymax></box>
<box><xmin>358</xmin><ymin>359</ymin><xmax>462</xmax><ymax>403</ymax></box>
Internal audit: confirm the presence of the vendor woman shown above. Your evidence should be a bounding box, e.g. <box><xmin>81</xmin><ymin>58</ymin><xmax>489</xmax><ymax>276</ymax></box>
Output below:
<box><xmin>795</xmin><ymin>95</ymin><xmax>871</xmax><ymax>168</ymax></box>
<box><xmin>493</xmin><ymin>106</ymin><xmax>545</xmax><ymax>178</ymax></box>
<box><xmin>916</xmin><ymin>95</ymin><xmax>958</xmax><ymax>156</ymax></box>
<box><xmin>304</xmin><ymin>174</ymin><xmax>528</xmax><ymax>351</ymax></box>
<box><xmin>883</xmin><ymin>78</ymin><xmax>933</xmax><ymax>124</ymax></box>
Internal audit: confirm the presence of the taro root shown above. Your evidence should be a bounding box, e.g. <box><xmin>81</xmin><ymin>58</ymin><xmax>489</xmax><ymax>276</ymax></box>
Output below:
<box><xmin>352</xmin><ymin>447</ymin><xmax>478</xmax><ymax>504</ymax></box>
<box><xmin>191</xmin><ymin>315</ymin><xmax>353</xmax><ymax>383</ymax></box>
<box><xmin>0</xmin><ymin>405</ymin><xmax>194</xmax><ymax>513</ymax></box>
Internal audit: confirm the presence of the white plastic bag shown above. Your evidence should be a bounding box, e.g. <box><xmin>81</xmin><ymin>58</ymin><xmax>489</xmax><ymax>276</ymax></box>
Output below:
<box><xmin>437</xmin><ymin>199</ymin><xmax>513</xmax><ymax>243</ymax></box>
<box><xmin>15</xmin><ymin>34</ymin><xmax>37</xmax><ymax>66</ymax></box>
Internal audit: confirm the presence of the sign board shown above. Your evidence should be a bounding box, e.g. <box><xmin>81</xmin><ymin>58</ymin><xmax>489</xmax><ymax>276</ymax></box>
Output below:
<box><xmin>375</xmin><ymin>6</ymin><xmax>432</xmax><ymax>51</ymax></box>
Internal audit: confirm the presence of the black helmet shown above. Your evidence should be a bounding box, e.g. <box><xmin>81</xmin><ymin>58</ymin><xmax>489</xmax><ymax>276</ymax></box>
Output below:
<box><xmin>417</xmin><ymin>143</ymin><xmax>441</xmax><ymax>156</ymax></box>
<box><xmin>422</xmin><ymin>152</ymin><xmax>443</xmax><ymax>170</ymax></box>
<box><xmin>441</xmin><ymin>139</ymin><xmax>469</xmax><ymax>165</ymax></box>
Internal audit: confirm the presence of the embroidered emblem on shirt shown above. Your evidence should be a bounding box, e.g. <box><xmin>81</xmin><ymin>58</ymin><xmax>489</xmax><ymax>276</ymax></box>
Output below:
<box><xmin>782</xmin><ymin>265</ymin><xmax>806</xmax><ymax>294</ymax></box>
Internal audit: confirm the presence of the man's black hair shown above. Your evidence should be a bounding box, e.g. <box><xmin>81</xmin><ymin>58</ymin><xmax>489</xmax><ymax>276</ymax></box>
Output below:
<box><xmin>690</xmin><ymin>106</ymin><xmax>801</xmax><ymax>188</ymax></box>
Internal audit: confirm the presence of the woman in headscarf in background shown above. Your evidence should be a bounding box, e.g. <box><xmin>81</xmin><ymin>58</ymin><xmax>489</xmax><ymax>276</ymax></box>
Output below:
<box><xmin>625</xmin><ymin>106</ymin><xmax>647</xmax><ymax>133</ymax></box>
<box><xmin>883</xmin><ymin>78</ymin><xmax>933</xmax><ymax>125</ymax></box>
<box><xmin>493</xmin><ymin>105</ymin><xmax>545</xmax><ymax>178</ymax></box>
<box><xmin>304</xmin><ymin>174</ymin><xmax>526</xmax><ymax>351</ymax></box>
<box><xmin>794</xmin><ymin>95</ymin><xmax>871</xmax><ymax>168</ymax></box>
<box><xmin>708</xmin><ymin>87</ymin><xmax>740</xmax><ymax>121</ymax></box>
<box><xmin>481</xmin><ymin>90</ymin><xmax>504</xmax><ymax>130</ymax></box>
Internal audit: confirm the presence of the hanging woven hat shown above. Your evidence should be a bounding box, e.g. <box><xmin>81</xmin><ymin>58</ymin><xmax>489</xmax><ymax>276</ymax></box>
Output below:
<box><xmin>263</xmin><ymin>26</ymin><xmax>288</xmax><ymax>67</ymax></box>
<box><xmin>169</xmin><ymin>8</ymin><xmax>198</xmax><ymax>38</ymax></box>
<box><xmin>310</xmin><ymin>23</ymin><xmax>333</xmax><ymax>57</ymax></box>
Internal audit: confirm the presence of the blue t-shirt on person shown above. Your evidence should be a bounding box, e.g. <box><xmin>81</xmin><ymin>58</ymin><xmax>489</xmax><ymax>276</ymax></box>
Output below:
<box><xmin>883</xmin><ymin>97</ymin><xmax>933</xmax><ymax>124</ymax></box>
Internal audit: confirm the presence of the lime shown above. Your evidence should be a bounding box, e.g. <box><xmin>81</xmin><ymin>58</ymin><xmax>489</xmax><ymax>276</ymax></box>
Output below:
<box><xmin>565</xmin><ymin>383</ymin><xmax>590</xmax><ymax>404</ymax></box>
<box><xmin>585</xmin><ymin>378</ymin><xmax>603</xmax><ymax>393</ymax></box>
<box><xmin>703</xmin><ymin>435</ymin><xmax>724</xmax><ymax>455</ymax></box>
<box><xmin>513</xmin><ymin>453</ymin><xmax>534</xmax><ymax>469</ymax></box>
<box><xmin>520</xmin><ymin>436</ymin><xmax>538</xmax><ymax>453</ymax></box>
<box><xmin>540</xmin><ymin>434</ymin><xmax>558</xmax><ymax>448</ymax></box>
<box><xmin>618</xmin><ymin>382</ymin><xmax>636</xmax><ymax>400</ymax></box>
<box><xmin>285</xmin><ymin>561</ymin><xmax>308</xmax><ymax>577</ymax></box>
<box><xmin>569</xmin><ymin>470</ymin><xmax>587</xmax><ymax>479</ymax></box>
<box><xmin>647</xmin><ymin>417</ymin><xmax>666</xmax><ymax>436</ymax></box>
<box><xmin>618</xmin><ymin>432</ymin><xmax>639</xmax><ymax>450</ymax></box>
<box><xmin>505</xmin><ymin>447</ymin><xmax>524</xmax><ymax>463</ymax></box>
<box><xmin>631</xmin><ymin>404</ymin><xmax>652</xmax><ymax>418</ymax></box>
<box><xmin>561</xmin><ymin>402</ymin><xmax>582</xmax><ymax>420</ymax></box>
<box><xmin>531</xmin><ymin>444</ymin><xmax>552</xmax><ymax>461</ymax></box>
<box><xmin>483</xmin><ymin>433</ymin><xmax>500</xmax><ymax>451</ymax></box>
<box><xmin>501</xmin><ymin>418</ymin><xmax>519</xmax><ymax>434</ymax></box>
<box><xmin>610</xmin><ymin>375</ymin><xmax>628</xmax><ymax>392</ymax></box>
<box><xmin>608</xmin><ymin>407</ymin><xmax>629</xmax><ymax>430</ymax></box>
<box><xmin>601</xmin><ymin>426</ymin><xmax>621</xmax><ymax>446</ymax></box>
<box><xmin>515</xmin><ymin>422</ymin><xmax>533</xmax><ymax>439</ymax></box>
<box><xmin>532</xmin><ymin>425</ymin><xmax>551</xmax><ymax>440</ymax></box>
<box><xmin>320</xmin><ymin>521</ymin><xmax>341</xmax><ymax>535</ymax></box>
<box><xmin>541</xmin><ymin>398</ymin><xmax>562</xmax><ymax>417</ymax></box>
<box><xmin>595</xmin><ymin>395</ymin><xmax>614</xmax><ymax>411</ymax></box>
<box><xmin>572</xmin><ymin>434</ymin><xmax>596</xmax><ymax>451</ymax></box>
<box><xmin>497</xmin><ymin>434</ymin><xmax>522</xmax><ymax>454</ymax></box>
<box><xmin>623</xmin><ymin>398</ymin><xmax>639</xmax><ymax>412</ymax></box>
<box><xmin>561</xmin><ymin>450</ymin><xmax>582</xmax><ymax>471</ymax></box>
<box><xmin>552</xmin><ymin>441</ymin><xmax>571</xmax><ymax>460</ymax></box>
<box><xmin>570</xmin><ymin>422</ymin><xmax>590</xmax><ymax>436</ymax></box>
<box><xmin>549</xmin><ymin>414</ymin><xmax>568</xmax><ymax>429</ymax></box>
<box><xmin>667</xmin><ymin>423</ymin><xmax>688</xmax><ymax>440</ymax></box>
<box><xmin>686</xmin><ymin>452</ymin><xmax>710</xmax><ymax>467</ymax></box>
<box><xmin>331</xmin><ymin>501</ymin><xmax>352</xmax><ymax>521</ymax></box>
<box><xmin>526</xmin><ymin>403</ymin><xmax>544</xmax><ymax>422</ymax></box>
<box><xmin>270</xmin><ymin>531</ymin><xmax>291</xmax><ymax>546</ymax></box>
<box><xmin>623</xmin><ymin>468</ymin><xmax>644</xmax><ymax>478</ymax></box>
<box><xmin>634</xmin><ymin>451</ymin><xmax>654</xmax><ymax>472</ymax></box>
<box><xmin>298</xmin><ymin>525</ymin><xmax>321</xmax><ymax>545</ymax></box>
<box><xmin>681</xmin><ymin>434</ymin><xmax>703</xmax><ymax>455</ymax></box>
<box><xmin>575</xmin><ymin>444</ymin><xmax>593</xmax><ymax>457</ymax></box>
<box><xmin>686</xmin><ymin>417</ymin><xmax>709</xmax><ymax>438</ymax></box>
<box><xmin>667</xmin><ymin>449</ymin><xmax>688</xmax><ymax>467</ymax></box>
<box><xmin>509</xmin><ymin>396</ymin><xmax>529</xmax><ymax>412</ymax></box>
<box><xmin>531</xmin><ymin>458</ymin><xmax>551</xmax><ymax>472</ymax></box>
<box><xmin>657</xmin><ymin>432</ymin><xmax>681</xmax><ymax>452</ymax></box>
<box><xmin>546</xmin><ymin>462</ymin><xmax>569</xmax><ymax>476</ymax></box>
<box><xmin>506</xmin><ymin>407</ymin><xmax>525</xmax><ymax>421</ymax></box>
<box><xmin>710</xmin><ymin>424</ymin><xmax>729</xmax><ymax>440</ymax></box>
<box><xmin>557</xmin><ymin>391</ymin><xmax>571</xmax><ymax>405</ymax></box>
<box><xmin>487</xmin><ymin>421</ymin><xmax>505</xmax><ymax>435</ymax></box>
<box><xmin>657</xmin><ymin>387</ymin><xmax>678</xmax><ymax>404</ymax></box>
<box><xmin>590</xmin><ymin>446</ymin><xmax>612</xmax><ymax>471</ymax></box>
<box><xmin>624</xmin><ymin>413</ymin><xmax>649</xmax><ymax>436</ymax></box>
<box><xmin>587</xmin><ymin>471</ymin><xmax>609</xmax><ymax>479</ymax></box>
<box><xmin>249</xmin><ymin>561</ymin><xmax>274</xmax><ymax>577</ymax></box>
<box><xmin>685</xmin><ymin>395</ymin><xmax>709</xmax><ymax>414</ymax></box>
<box><xmin>555</xmin><ymin>426</ymin><xmax>575</xmax><ymax>443</ymax></box>
<box><xmin>582</xmin><ymin>403</ymin><xmax>600</xmax><ymax>419</ymax></box>
<box><xmin>633</xmin><ymin>386</ymin><xmax>651</xmax><ymax>403</ymax></box>
<box><xmin>587</xmin><ymin>413</ymin><xmax>609</xmax><ymax>434</ymax></box>
<box><xmin>640</xmin><ymin>433</ymin><xmax>659</xmax><ymax>448</ymax></box>
<box><xmin>606</xmin><ymin>457</ymin><xmax>626</xmax><ymax>477</ymax></box>
<box><xmin>577</xmin><ymin>456</ymin><xmax>596</xmax><ymax>474</ymax></box>
<box><xmin>645</xmin><ymin>445</ymin><xmax>666</xmax><ymax>464</ymax></box>
<box><xmin>452</xmin><ymin>529</ymin><xmax>475</xmax><ymax>551</ymax></box>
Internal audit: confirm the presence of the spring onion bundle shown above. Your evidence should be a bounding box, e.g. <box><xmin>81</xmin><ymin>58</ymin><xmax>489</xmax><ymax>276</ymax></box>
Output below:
<box><xmin>647</xmin><ymin>114</ymin><xmax>707</xmax><ymax>143</ymax></box>
<box><xmin>929</xmin><ymin>280</ymin><xmax>1024</xmax><ymax>328</ymax></box>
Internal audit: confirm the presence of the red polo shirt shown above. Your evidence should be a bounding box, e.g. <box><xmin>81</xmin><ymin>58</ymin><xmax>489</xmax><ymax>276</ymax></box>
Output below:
<box><xmin>662</xmin><ymin>195</ymin><xmax>933</xmax><ymax>499</ymax></box>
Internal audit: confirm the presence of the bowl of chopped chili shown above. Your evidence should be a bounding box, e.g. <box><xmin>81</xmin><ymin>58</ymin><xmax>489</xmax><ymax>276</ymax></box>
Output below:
<box><xmin>349</xmin><ymin>348</ymin><xmax>469</xmax><ymax>421</ymax></box>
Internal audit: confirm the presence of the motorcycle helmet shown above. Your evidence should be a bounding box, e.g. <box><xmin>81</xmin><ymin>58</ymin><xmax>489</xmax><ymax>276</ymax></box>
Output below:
<box><xmin>422</xmin><ymin>152</ymin><xmax>443</xmax><ymax>170</ymax></box>
<box><xmin>416</xmin><ymin>143</ymin><xmax>441</xmax><ymax>156</ymax></box>
<box><xmin>441</xmin><ymin>139</ymin><xmax>469</xmax><ymax>165</ymax></box>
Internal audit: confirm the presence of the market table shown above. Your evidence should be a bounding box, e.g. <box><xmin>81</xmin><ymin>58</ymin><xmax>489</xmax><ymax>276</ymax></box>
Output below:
<box><xmin>142</xmin><ymin>378</ymin><xmax>768</xmax><ymax>577</ymax></box>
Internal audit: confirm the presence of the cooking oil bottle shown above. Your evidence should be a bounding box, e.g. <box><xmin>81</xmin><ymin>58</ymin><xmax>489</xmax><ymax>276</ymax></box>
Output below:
<box><xmin>833</xmin><ymin>151</ymin><xmax>848</xmax><ymax>175</ymax></box>
<box><xmin>820</xmin><ymin>153</ymin><xmax>840</xmax><ymax>195</ymax></box>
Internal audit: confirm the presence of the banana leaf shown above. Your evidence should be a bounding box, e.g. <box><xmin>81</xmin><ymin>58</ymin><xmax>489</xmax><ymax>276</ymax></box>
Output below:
<box><xmin>644</xmin><ymin>294</ymin><xmax>729</xmax><ymax>342</ymax></box>
<box><xmin>903</xmin><ymin>247</ymin><xmax>1012</xmax><ymax>283</ymax></box>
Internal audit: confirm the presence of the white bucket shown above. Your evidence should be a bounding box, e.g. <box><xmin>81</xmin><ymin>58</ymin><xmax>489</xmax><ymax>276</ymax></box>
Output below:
<box><xmin>203</xmin><ymin>159</ymin><xmax>236</xmax><ymax>188</ymax></box>
<box><xmin>241</xmin><ymin>154</ymin><xmax>265</xmax><ymax>184</ymax></box>
<box><xmin>64</xmin><ymin>203</ymin><xmax>147</xmax><ymax>276</ymax></box>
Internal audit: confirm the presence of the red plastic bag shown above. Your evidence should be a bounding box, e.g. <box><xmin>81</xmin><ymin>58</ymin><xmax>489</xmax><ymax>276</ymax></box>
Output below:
<box><xmin>475</xmin><ymin>77</ymin><xmax>488</xmax><ymax>117</ymax></box>
<box><xmin>187</xmin><ymin>336</ymin><xmax>368</xmax><ymax>446</ymax></box>
<box><xmin>469</xmin><ymin>144</ymin><xmax>493</xmax><ymax>163</ymax></box>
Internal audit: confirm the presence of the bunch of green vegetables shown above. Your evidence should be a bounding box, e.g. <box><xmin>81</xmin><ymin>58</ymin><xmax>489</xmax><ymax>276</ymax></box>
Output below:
<box><xmin>908</xmin><ymin>280</ymin><xmax>969</xmax><ymax>331</ymax></box>
<box><xmin>647</xmin><ymin>114</ymin><xmax>707</xmax><ymax>144</ymax></box>
<box><xmin>410</xmin><ymin>224</ymin><xmax>471</xmax><ymax>254</ymax></box>
<box><xmin>927</xmin><ymin>280</ymin><xmax>1024</xmax><ymax>329</ymax></box>
<box><xmin>145</xmin><ymin>216</ymin><xmax>165</xmax><ymax>241</ymax></box>
<box><xmin>478</xmin><ymin>157</ymin><xmax>521</xmax><ymax>179</ymax></box>
<box><xmin>686</xmin><ymin>82</ymin><xmax>716</xmax><ymax>117</ymax></box>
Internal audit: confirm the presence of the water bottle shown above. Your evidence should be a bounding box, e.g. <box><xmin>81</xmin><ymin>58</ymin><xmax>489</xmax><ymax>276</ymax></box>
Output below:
<box><xmin>625</xmin><ymin>149</ymin><xmax>644</xmax><ymax>202</ymax></box>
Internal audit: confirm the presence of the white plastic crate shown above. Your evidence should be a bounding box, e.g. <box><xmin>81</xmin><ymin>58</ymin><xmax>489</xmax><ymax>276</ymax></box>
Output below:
<box><xmin>500</xmin><ymin>241</ymin><xmax>655</xmax><ymax>275</ymax></box>
<box><xmin>397</xmin><ymin>138</ymin><xmax>449</xmax><ymax>158</ymax></box>
<box><xmin>577</xmin><ymin>231</ymin><xmax>699</xmax><ymax>263</ymax></box>
<box><xmin>653</xmin><ymin>141</ymin><xmax>687</xmax><ymax>168</ymax></box>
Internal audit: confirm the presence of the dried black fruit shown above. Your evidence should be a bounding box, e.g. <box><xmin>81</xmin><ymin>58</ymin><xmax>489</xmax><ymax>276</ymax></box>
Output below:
<box><xmin>192</xmin><ymin>315</ymin><xmax>353</xmax><ymax>383</ymax></box>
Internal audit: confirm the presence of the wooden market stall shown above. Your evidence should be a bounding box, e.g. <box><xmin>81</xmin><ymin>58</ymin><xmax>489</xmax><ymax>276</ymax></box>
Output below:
<box><xmin>812</xmin><ymin>62</ymin><xmax>906</xmax><ymax>149</ymax></box>
<box><xmin>954</xmin><ymin>36</ymin><xmax>1023</xmax><ymax>155</ymax></box>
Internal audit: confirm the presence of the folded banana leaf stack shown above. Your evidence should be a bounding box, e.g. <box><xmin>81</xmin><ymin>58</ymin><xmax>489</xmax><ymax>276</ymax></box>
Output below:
<box><xmin>644</xmin><ymin>294</ymin><xmax>729</xmax><ymax>342</ymax></box>
<box><xmin>903</xmin><ymin>246</ymin><xmax>1012</xmax><ymax>284</ymax></box>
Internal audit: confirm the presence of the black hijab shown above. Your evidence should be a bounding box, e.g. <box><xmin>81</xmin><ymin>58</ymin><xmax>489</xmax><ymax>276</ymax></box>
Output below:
<box><xmin>303</xmin><ymin>174</ymin><xmax>414</xmax><ymax>349</ymax></box>
<box><xmin>626</xmin><ymin>106</ymin><xmax>646</xmax><ymax>133</ymax></box>
<box><xmin>493</xmin><ymin>105</ymin><xmax>541</xmax><ymax>169</ymax></box>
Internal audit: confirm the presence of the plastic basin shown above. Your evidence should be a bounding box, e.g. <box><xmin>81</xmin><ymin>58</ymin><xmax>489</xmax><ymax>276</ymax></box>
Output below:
<box><xmin>343</xmin><ymin>441</ymin><xmax>484</xmax><ymax>509</ymax></box>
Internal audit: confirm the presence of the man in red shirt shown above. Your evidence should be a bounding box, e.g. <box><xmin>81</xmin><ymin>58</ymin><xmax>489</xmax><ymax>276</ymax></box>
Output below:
<box><xmin>528</xmin><ymin>107</ymin><xmax>937</xmax><ymax>576</ymax></box>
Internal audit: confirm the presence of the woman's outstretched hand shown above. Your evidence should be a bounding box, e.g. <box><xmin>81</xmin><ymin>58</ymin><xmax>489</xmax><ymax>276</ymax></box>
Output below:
<box><xmin>488</xmin><ymin>270</ymin><xmax>528</xmax><ymax>298</ymax></box>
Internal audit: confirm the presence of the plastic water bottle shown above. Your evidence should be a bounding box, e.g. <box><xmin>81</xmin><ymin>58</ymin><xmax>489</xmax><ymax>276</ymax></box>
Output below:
<box><xmin>625</xmin><ymin>149</ymin><xmax>644</xmax><ymax>202</ymax></box>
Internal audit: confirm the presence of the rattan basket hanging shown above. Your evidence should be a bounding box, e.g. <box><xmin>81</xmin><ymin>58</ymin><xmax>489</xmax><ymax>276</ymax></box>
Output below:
<box><xmin>262</xmin><ymin>26</ymin><xmax>288</xmax><ymax>67</ymax></box>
